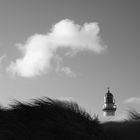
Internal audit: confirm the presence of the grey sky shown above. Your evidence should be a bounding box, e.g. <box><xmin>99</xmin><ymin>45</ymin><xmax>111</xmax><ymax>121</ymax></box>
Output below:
<box><xmin>0</xmin><ymin>0</ymin><xmax>140</xmax><ymax>119</ymax></box>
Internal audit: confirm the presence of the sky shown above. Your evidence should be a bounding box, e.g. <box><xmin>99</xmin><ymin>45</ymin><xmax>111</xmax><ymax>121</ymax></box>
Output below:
<box><xmin>0</xmin><ymin>0</ymin><xmax>140</xmax><ymax>120</ymax></box>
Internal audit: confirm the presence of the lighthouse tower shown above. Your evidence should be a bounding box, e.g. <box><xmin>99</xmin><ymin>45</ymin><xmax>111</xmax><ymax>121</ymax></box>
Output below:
<box><xmin>102</xmin><ymin>88</ymin><xmax>117</xmax><ymax>116</ymax></box>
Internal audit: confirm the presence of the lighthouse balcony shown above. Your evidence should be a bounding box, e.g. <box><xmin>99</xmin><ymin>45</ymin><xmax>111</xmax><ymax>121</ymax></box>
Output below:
<box><xmin>102</xmin><ymin>104</ymin><xmax>117</xmax><ymax>111</ymax></box>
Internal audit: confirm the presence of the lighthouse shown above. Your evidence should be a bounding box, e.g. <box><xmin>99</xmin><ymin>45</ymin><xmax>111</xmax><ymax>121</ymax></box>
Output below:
<box><xmin>102</xmin><ymin>88</ymin><xmax>117</xmax><ymax>116</ymax></box>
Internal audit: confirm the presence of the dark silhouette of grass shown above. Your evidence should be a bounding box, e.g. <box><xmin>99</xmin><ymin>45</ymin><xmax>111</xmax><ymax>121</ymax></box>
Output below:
<box><xmin>101</xmin><ymin>111</ymin><xmax>140</xmax><ymax>140</ymax></box>
<box><xmin>0</xmin><ymin>97</ymin><xmax>139</xmax><ymax>140</ymax></box>
<box><xmin>0</xmin><ymin>98</ymin><xmax>108</xmax><ymax>140</ymax></box>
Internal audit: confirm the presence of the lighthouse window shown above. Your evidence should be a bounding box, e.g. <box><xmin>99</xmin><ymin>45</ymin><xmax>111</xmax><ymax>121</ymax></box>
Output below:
<box><xmin>106</xmin><ymin>97</ymin><xmax>113</xmax><ymax>103</ymax></box>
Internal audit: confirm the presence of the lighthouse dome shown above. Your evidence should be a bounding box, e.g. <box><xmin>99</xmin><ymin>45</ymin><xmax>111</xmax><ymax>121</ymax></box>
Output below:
<box><xmin>105</xmin><ymin>89</ymin><xmax>113</xmax><ymax>97</ymax></box>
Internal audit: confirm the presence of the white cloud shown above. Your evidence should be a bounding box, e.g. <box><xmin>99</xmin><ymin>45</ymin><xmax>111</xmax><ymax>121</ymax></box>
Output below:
<box><xmin>0</xmin><ymin>54</ymin><xmax>6</xmax><ymax>76</ymax></box>
<box><xmin>0</xmin><ymin>54</ymin><xmax>6</xmax><ymax>64</ymax></box>
<box><xmin>8</xmin><ymin>19</ymin><xmax>107</xmax><ymax>77</ymax></box>
<box><xmin>124</xmin><ymin>97</ymin><xmax>140</xmax><ymax>104</ymax></box>
<box><xmin>59</xmin><ymin>66</ymin><xmax>76</xmax><ymax>78</ymax></box>
<box><xmin>53</xmin><ymin>55</ymin><xmax>76</xmax><ymax>78</ymax></box>
<box><xmin>58</xmin><ymin>97</ymin><xmax>75</xmax><ymax>102</ymax></box>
